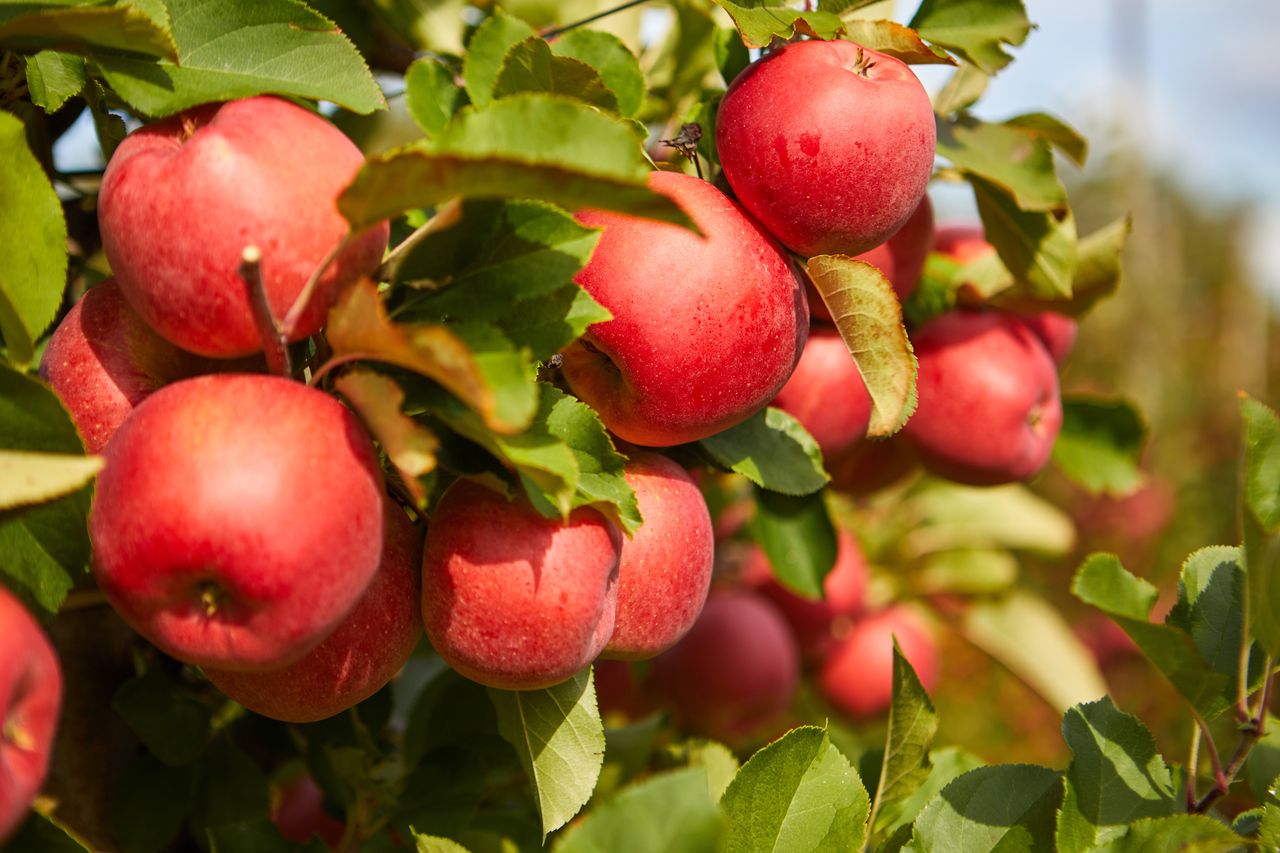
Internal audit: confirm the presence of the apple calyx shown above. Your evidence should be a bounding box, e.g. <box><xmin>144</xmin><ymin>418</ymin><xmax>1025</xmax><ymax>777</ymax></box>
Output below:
<box><xmin>848</xmin><ymin>47</ymin><xmax>877</xmax><ymax>78</ymax></box>
<box><xmin>3</xmin><ymin>717</ymin><xmax>35</xmax><ymax>752</ymax></box>
<box><xmin>198</xmin><ymin>582</ymin><xmax>229</xmax><ymax>618</ymax></box>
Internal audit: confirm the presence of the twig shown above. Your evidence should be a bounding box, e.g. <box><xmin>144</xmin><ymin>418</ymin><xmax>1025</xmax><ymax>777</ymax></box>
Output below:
<box><xmin>238</xmin><ymin>246</ymin><xmax>292</xmax><ymax>377</ymax></box>
<box><xmin>1186</xmin><ymin>723</ymin><xmax>1201</xmax><ymax>811</ymax></box>
<box><xmin>541</xmin><ymin>0</ymin><xmax>653</xmax><ymax>40</ymax></box>
<box><xmin>280</xmin><ymin>236</ymin><xmax>352</xmax><ymax>340</ymax></box>
<box><xmin>376</xmin><ymin>197</ymin><xmax>464</xmax><ymax>284</ymax></box>
<box><xmin>1191</xmin><ymin>671</ymin><xmax>1274</xmax><ymax>813</ymax></box>
<box><xmin>307</xmin><ymin>352</ymin><xmax>372</xmax><ymax>388</ymax></box>
<box><xmin>57</xmin><ymin>589</ymin><xmax>110</xmax><ymax>613</ymax></box>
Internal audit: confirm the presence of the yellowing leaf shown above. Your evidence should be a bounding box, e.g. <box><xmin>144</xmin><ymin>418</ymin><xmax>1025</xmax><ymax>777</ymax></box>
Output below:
<box><xmin>841</xmin><ymin>21</ymin><xmax>956</xmax><ymax>65</ymax></box>
<box><xmin>335</xmin><ymin>371</ymin><xmax>438</xmax><ymax>507</ymax></box>
<box><xmin>0</xmin><ymin>451</ymin><xmax>103</xmax><ymax>512</ymax></box>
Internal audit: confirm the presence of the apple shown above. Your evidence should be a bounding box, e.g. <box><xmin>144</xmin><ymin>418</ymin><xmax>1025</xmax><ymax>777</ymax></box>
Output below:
<box><xmin>0</xmin><ymin>586</ymin><xmax>62</xmax><ymax>843</ymax></box>
<box><xmin>827</xmin><ymin>434</ymin><xmax>918</xmax><ymax>496</ymax></box>
<box><xmin>204</xmin><ymin>500</ymin><xmax>423</xmax><ymax>722</ymax></box>
<box><xmin>421</xmin><ymin>479</ymin><xmax>621</xmax><ymax>690</ymax></box>
<box><xmin>933</xmin><ymin>225</ymin><xmax>995</xmax><ymax>265</ymax></box>
<box><xmin>649</xmin><ymin>589</ymin><xmax>798</xmax><ymax>740</ymax></box>
<box><xmin>818</xmin><ymin>606</ymin><xmax>937</xmax><ymax>719</ymax></box>
<box><xmin>768</xmin><ymin>326</ymin><xmax>872</xmax><ymax>457</ymax></box>
<box><xmin>89</xmin><ymin>374</ymin><xmax>385</xmax><ymax>671</ymax></box>
<box><xmin>97</xmin><ymin>96</ymin><xmax>389</xmax><ymax>358</ymax></box>
<box><xmin>903</xmin><ymin>309</ymin><xmax>1062</xmax><ymax>486</ymax></box>
<box><xmin>270</xmin><ymin>770</ymin><xmax>345</xmax><ymax>850</ymax></box>
<box><xmin>561</xmin><ymin>170</ymin><xmax>808</xmax><ymax>447</ymax></box>
<box><xmin>602</xmin><ymin>451</ymin><xmax>714</xmax><ymax>660</ymax></box>
<box><xmin>716</xmin><ymin>40</ymin><xmax>935</xmax><ymax>258</ymax></box>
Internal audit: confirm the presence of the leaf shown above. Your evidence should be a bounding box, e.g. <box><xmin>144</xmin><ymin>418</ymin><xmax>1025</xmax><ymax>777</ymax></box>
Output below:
<box><xmin>488</xmin><ymin>668</ymin><xmax>605</xmax><ymax>839</ymax></box>
<box><xmin>551</xmin><ymin>29</ymin><xmax>645</xmax><ymax>118</ymax></box>
<box><xmin>721</xmin><ymin>726</ymin><xmax>869</xmax><ymax>853</ymax></box>
<box><xmin>839</xmin><ymin>21</ymin><xmax>955</xmax><ymax>65</ymax></box>
<box><xmin>747</xmin><ymin>487</ymin><xmax>837</xmax><ymax>600</ymax></box>
<box><xmin>698</xmin><ymin>407</ymin><xmax>828</xmax><ymax>496</ymax></box>
<box><xmin>189</xmin><ymin>740</ymin><xmax>270</xmax><ymax>837</ymax></box>
<box><xmin>909</xmin><ymin>0</ymin><xmax>1032</xmax><ymax>74</ymax></box>
<box><xmin>937</xmin><ymin>116</ymin><xmax>1066</xmax><ymax>212</ymax></box>
<box><xmin>412</xmin><ymin>835</ymin><xmax>472</xmax><ymax>853</ymax></box>
<box><xmin>405</xmin><ymin>57</ymin><xmax>466</xmax><ymax>139</ymax></box>
<box><xmin>685</xmin><ymin>739</ymin><xmax>740</xmax><ymax>801</ymax></box>
<box><xmin>871</xmin><ymin>644</ymin><xmax>938</xmax><ymax>835</ymax></box>
<box><xmin>916</xmin><ymin>548</ymin><xmax>1018</xmax><ymax>596</ymax></box>
<box><xmin>207</xmin><ymin>819</ymin><xmax>302</xmax><ymax>853</ymax></box>
<box><xmin>933</xmin><ymin>62</ymin><xmax>988</xmax><ymax>115</ymax></box>
<box><xmin>993</xmin><ymin>216</ymin><xmax>1130</xmax><ymax>315</ymax></box>
<box><xmin>1086</xmin><ymin>815</ymin><xmax>1244</xmax><ymax>853</ymax></box>
<box><xmin>1242</xmin><ymin>395</ymin><xmax>1280</xmax><ymax>657</ymax></box>
<box><xmin>873</xmin><ymin>747</ymin><xmax>985</xmax><ymax>845</ymax></box>
<box><xmin>961</xmin><ymin>591</ymin><xmax>1108</xmax><ymax>715</ymax></box>
<box><xmin>335</xmin><ymin>370</ymin><xmax>439</xmax><ymax>507</ymax></box>
<box><xmin>111</xmin><ymin>752</ymin><xmax>199</xmax><ymax>853</ymax></box>
<box><xmin>554</xmin><ymin>768</ymin><xmax>723</xmax><ymax>853</ymax></box>
<box><xmin>112</xmin><ymin>666</ymin><xmax>212</xmax><ymax>767</ymax></box>
<box><xmin>4</xmin><ymin>810</ymin><xmax>94</xmax><ymax>852</ymax></box>
<box><xmin>96</xmin><ymin>0</ymin><xmax>384</xmax><ymax>118</ymax></box>
<box><xmin>972</xmin><ymin>176</ymin><xmax>1077</xmax><ymax>299</ymax></box>
<box><xmin>0</xmin><ymin>451</ymin><xmax>102</xmax><ymax>511</ymax></box>
<box><xmin>24</xmin><ymin>50</ymin><xmax>86</xmax><ymax>112</ymax></box>
<box><xmin>0</xmin><ymin>1</ymin><xmax>176</xmax><ymax>59</ymax></box>
<box><xmin>1005</xmin><ymin>112</ymin><xmax>1088</xmax><ymax>167</ymax></box>
<box><xmin>909</xmin><ymin>765</ymin><xmax>1061</xmax><ymax>853</ymax></box>
<box><xmin>1244</xmin><ymin>715</ymin><xmax>1280</xmax><ymax>803</ymax></box>
<box><xmin>901</xmin><ymin>481</ymin><xmax>1075</xmax><ymax>557</ymax></box>
<box><xmin>710</xmin><ymin>1</ymin><xmax>845</xmax><ymax>48</ymax></box>
<box><xmin>714</xmin><ymin>26</ymin><xmax>751</xmax><ymax>87</ymax></box>
<box><xmin>496</xmin><ymin>285</ymin><xmax>611</xmax><ymax>364</ymax></box>
<box><xmin>805</xmin><ymin>256</ymin><xmax>918</xmax><ymax>436</ymax></box>
<box><xmin>461</xmin><ymin>10</ymin><xmax>536</xmax><ymax>108</ymax></box>
<box><xmin>0</xmin><ymin>109</ymin><xmax>67</xmax><ymax>365</ymax></box>
<box><xmin>494</xmin><ymin>37</ymin><xmax>618</xmax><ymax>112</ymax></box>
<box><xmin>1051</xmin><ymin>397</ymin><xmax>1148</xmax><ymax>497</ymax></box>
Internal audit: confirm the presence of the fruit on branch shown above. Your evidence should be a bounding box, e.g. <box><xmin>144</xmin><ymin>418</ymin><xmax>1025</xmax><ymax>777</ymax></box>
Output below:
<box><xmin>903</xmin><ymin>309</ymin><xmax>1062</xmax><ymax>486</ymax></box>
<box><xmin>818</xmin><ymin>605</ymin><xmax>937</xmax><ymax>720</ymax></box>
<box><xmin>89</xmin><ymin>374</ymin><xmax>385</xmax><ymax>671</ymax></box>
<box><xmin>716</xmin><ymin>40</ymin><xmax>935</xmax><ymax>258</ymax></box>
<box><xmin>204</xmin><ymin>501</ymin><xmax>424</xmax><ymax>722</ymax></box>
<box><xmin>769</xmin><ymin>326</ymin><xmax>872</xmax><ymax>457</ymax></box>
<box><xmin>561</xmin><ymin>170</ymin><xmax>808</xmax><ymax>447</ymax></box>
<box><xmin>0</xmin><ymin>587</ymin><xmax>63</xmax><ymax>843</ymax></box>
<box><xmin>602</xmin><ymin>451</ymin><xmax>714</xmax><ymax>660</ymax></box>
<box><xmin>421</xmin><ymin>479</ymin><xmax>622</xmax><ymax>690</ymax></box>
<box><xmin>649</xmin><ymin>589</ymin><xmax>799</xmax><ymax>740</ymax></box>
<box><xmin>98</xmin><ymin>95</ymin><xmax>389</xmax><ymax>358</ymax></box>
<box><xmin>270</xmin><ymin>770</ymin><xmax>345</xmax><ymax>850</ymax></box>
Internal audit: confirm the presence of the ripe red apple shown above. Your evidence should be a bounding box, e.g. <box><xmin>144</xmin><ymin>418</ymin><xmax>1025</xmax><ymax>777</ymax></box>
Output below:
<box><xmin>769</xmin><ymin>327</ymin><xmax>872</xmax><ymax>457</ymax></box>
<box><xmin>716</xmin><ymin>40</ymin><xmax>935</xmax><ymax>258</ymax></box>
<box><xmin>0</xmin><ymin>587</ymin><xmax>62</xmax><ymax>842</ymax></box>
<box><xmin>818</xmin><ymin>606</ymin><xmax>937</xmax><ymax>720</ymax></box>
<box><xmin>649</xmin><ymin>589</ymin><xmax>798</xmax><ymax>740</ymax></box>
<box><xmin>98</xmin><ymin>96</ymin><xmax>389</xmax><ymax>358</ymax></box>
<box><xmin>204</xmin><ymin>501</ymin><xmax>423</xmax><ymax>722</ymax></box>
<box><xmin>421</xmin><ymin>480</ymin><xmax>621</xmax><ymax>690</ymax></box>
<box><xmin>561</xmin><ymin>170</ymin><xmax>808</xmax><ymax>447</ymax></box>
<box><xmin>270</xmin><ymin>771</ymin><xmax>345</xmax><ymax>850</ymax></box>
<box><xmin>903</xmin><ymin>309</ymin><xmax>1062</xmax><ymax>486</ymax></box>
<box><xmin>89</xmin><ymin>374</ymin><xmax>385</xmax><ymax>671</ymax></box>
<box><xmin>602</xmin><ymin>451</ymin><xmax>714</xmax><ymax>660</ymax></box>
<box><xmin>933</xmin><ymin>225</ymin><xmax>994</xmax><ymax>265</ymax></box>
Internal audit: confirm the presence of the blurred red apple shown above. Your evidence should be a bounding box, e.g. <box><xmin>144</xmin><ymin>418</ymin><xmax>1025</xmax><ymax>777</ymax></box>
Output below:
<box><xmin>769</xmin><ymin>326</ymin><xmax>872</xmax><ymax>457</ymax></box>
<box><xmin>271</xmin><ymin>771</ymin><xmax>344</xmax><ymax>850</ymax></box>
<box><xmin>818</xmin><ymin>606</ymin><xmax>937</xmax><ymax>719</ymax></box>
<box><xmin>827</xmin><ymin>435</ymin><xmax>918</xmax><ymax>496</ymax></box>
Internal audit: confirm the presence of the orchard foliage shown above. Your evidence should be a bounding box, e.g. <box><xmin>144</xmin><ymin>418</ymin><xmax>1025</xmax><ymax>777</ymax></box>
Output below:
<box><xmin>0</xmin><ymin>0</ymin><xmax>1277</xmax><ymax>851</ymax></box>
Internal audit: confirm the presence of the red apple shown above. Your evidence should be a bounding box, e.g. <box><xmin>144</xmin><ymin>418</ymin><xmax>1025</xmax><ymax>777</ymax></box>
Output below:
<box><xmin>818</xmin><ymin>606</ymin><xmax>937</xmax><ymax>719</ymax></box>
<box><xmin>602</xmin><ymin>451</ymin><xmax>714</xmax><ymax>660</ymax></box>
<box><xmin>204</xmin><ymin>501</ymin><xmax>423</xmax><ymax>722</ymax></box>
<box><xmin>89</xmin><ymin>374</ymin><xmax>385</xmax><ymax>671</ymax></box>
<box><xmin>903</xmin><ymin>309</ymin><xmax>1062</xmax><ymax>486</ymax></box>
<box><xmin>421</xmin><ymin>480</ymin><xmax>621</xmax><ymax>690</ymax></box>
<box><xmin>561</xmin><ymin>170</ymin><xmax>808</xmax><ymax>447</ymax></box>
<box><xmin>716</xmin><ymin>40</ymin><xmax>935</xmax><ymax>258</ymax></box>
<box><xmin>933</xmin><ymin>225</ymin><xmax>994</xmax><ymax>265</ymax></box>
<box><xmin>98</xmin><ymin>96</ymin><xmax>389</xmax><ymax>358</ymax></box>
<box><xmin>270</xmin><ymin>771</ymin><xmax>345</xmax><ymax>850</ymax></box>
<box><xmin>593</xmin><ymin>659</ymin><xmax>652</xmax><ymax>720</ymax></box>
<box><xmin>0</xmin><ymin>587</ymin><xmax>62</xmax><ymax>843</ymax></box>
<box><xmin>769</xmin><ymin>327</ymin><xmax>872</xmax><ymax>457</ymax></box>
<box><xmin>827</xmin><ymin>435</ymin><xmax>918</xmax><ymax>496</ymax></box>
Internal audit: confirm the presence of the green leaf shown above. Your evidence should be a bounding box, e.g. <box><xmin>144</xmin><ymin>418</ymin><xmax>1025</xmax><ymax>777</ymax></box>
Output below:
<box><xmin>0</xmin><ymin>109</ymin><xmax>67</xmax><ymax>365</ymax></box>
<box><xmin>993</xmin><ymin>216</ymin><xmax>1130</xmax><ymax>316</ymax></box>
<box><xmin>494</xmin><ymin>37</ymin><xmax>618</xmax><ymax>112</ymax></box>
<box><xmin>1004</xmin><ymin>112</ymin><xmax>1088</xmax><ymax>167</ymax></box>
<box><xmin>916</xmin><ymin>548</ymin><xmax>1018</xmax><ymax>596</ymax></box>
<box><xmin>1051</xmin><ymin>397</ymin><xmax>1148</xmax><ymax>497</ymax></box>
<box><xmin>3</xmin><ymin>810</ymin><xmax>94</xmax><ymax>852</ymax></box>
<box><xmin>551</xmin><ymin>29</ymin><xmax>645</xmax><ymax>118</ymax></box>
<box><xmin>405</xmin><ymin>57</ymin><xmax>466</xmax><ymax>139</ymax></box>
<box><xmin>413</xmin><ymin>834</ymin><xmax>472</xmax><ymax>853</ymax></box>
<box><xmin>933</xmin><ymin>62</ymin><xmax>988</xmax><ymax>115</ymax></box>
<box><xmin>0</xmin><ymin>451</ymin><xmax>102</xmax><ymax>511</ymax></box>
<box><xmin>189</xmin><ymin>740</ymin><xmax>270</xmax><ymax>837</ymax></box>
<box><xmin>839</xmin><ymin>21</ymin><xmax>955</xmax><ymax>65</ymax></box>
<box><xmin>909</xmin><ymin>765</ymin><xmax>1061</xmax><ymax>853</ymax></box>
<box><xmin>871</xmin><ymin>644</ymin><xmax>938</xmax><ymax>836</ymax></box>
<box><xmin>0</xmin><ymin>1</ymin><xmax>176</xmax><ymax>59</ymax></box>
<box><xmin>112</xmin><ymin>666</ymin><xmax>212</xmax><ymax>766</ymax></box>
<box><xmin>710</xmin><ymin>1</ymin><xmax>845</xmax><ymax>48</ymax></box>
<box><xmin>747</xmin><ymin>487</ymin><xmax>837</xmax><ymax>599</ymax></box>
<box><xmin>1244</xmin><ymin>715</ymin><xmax>1280</xmax><ymax>803</ymax></box>
<box><xmin>721</xmin><ymin>726</ymin><xmax>869</xmax><ymax>853</ymax></box>
<box><xmin>97</xmin><ymin>0</ymin><xmax>384</xmax><ymax>118</ymax></box>
<box><xmin>461</xmin><ymin>11</ymin><xmax>536</xmax><ymax>108</ymax></box>
<box><xmin>972</xmin><ymin>176</ymin><xmax>1077</xmax><ymax>299</ymax></box>
<box><xmin>805</xmin><ymin>256</ymin><xmax>918</xmax><ymax>437</ymax></box>
<box><xmin>685</xmin><ymin>739</ymin><xmax>740</xmax><ymax>802</ymax></box>
<box><xmin>698</xmin><ymin>407</ymin><xmax>828</xmax><ymax>496</ymax></box>
<box><xmin>1086</xmin><ymin>815</ymin><xmax>1244</xmax><ymax>853</ymax></box>
<box><xmin>873</xmin><ymin>747</ymin><xmax>985</xmax><ymax>847</ymax></box>
<box><xmin>1242</xmin><ymin>395</ymin><xmax>1280</xmax><ymax>657</ymax></box>
<box><xmin>335</xmin><ymin>370</ymin><xmax>439</xmax><ymax>508</ymax></box>
<box><xmin>111</xmin><ymin>752</ymin><xmax>199</xmax><ymax>853</ymax></box>
<box><xmin>909</xmin><ymin>0</ymin><xmax>1032</xmax><ymax>74</ymax></box>
<box><xmin>488</xmin><ymin>668</ymin><xmax>605</xmax><ymax>839</ymax></box>
<box><xmin>714</xmin><ymin>26</ymin><xmax>750</xmax><ymax>87</ymax></box>
<box><xmin>900</xmin><ymin>481</ymin><xmax>1075</xmax><ymax>557</ymax></box>
<box><xmin>496</xmin><ymin>284</ymin><xmax>611</xmax><ymax>364</ymax></box>
<box><xmin>1055</xmin><ymin>698</ymin><xmax>1179</xmax><ymax>853</ymax></box>
<box><xmin>206</xmin><ymin>820</ymin><xmax>306</xmax><ymax>853</ymax></box>
<box><xmin>24</xmin><ymin>50</ymin><xmax>86</xmax><ymax>111</ymax></box>
<box><xmin>937</xmin><ymin>116</ymin><xmax>1066</xmax><ymax>212</ymax></box>
<box><xmin>554</xmin><ymin>768</ymin><xmax>723</xmax><ymax>853</ymax></box>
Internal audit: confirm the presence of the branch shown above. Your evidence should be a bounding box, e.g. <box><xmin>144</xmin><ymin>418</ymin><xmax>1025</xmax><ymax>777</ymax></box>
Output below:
<box><xmin>541</xmin><ymin>0</ymin><xmax>653</xmax><ymax>40</ymax></box>
<box><xmin>239</xmin><ymin>246</ymin><xmax>292</xmax><ymax>377</ymax></box>
<box><xmin>376</xmin><ymin>197</ymin><xmax>464</xmax><ymax>284</ymax></box>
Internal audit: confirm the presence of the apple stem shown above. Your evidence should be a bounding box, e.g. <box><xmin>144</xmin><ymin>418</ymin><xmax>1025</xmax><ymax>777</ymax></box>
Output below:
<box><xmin>280</xmin><ymin>235</ymin><xmax>351</xmax><ymax>342</ymax></box>
<box><xmin>660</xmin><ymin>123</ymin><xmax>704</xmax><ymax>180</ymax></box>
<box><xmin>376</xmin><ymin>197</ymin><xmax>464</xmax><ymax>284</ymax></box>
<box><xmin>239</xmin><ymin>246</ymin><xmax>293</xmax><ymax>377</ymax></box>
<box><xmin>540</xmin><ymin>0</ymin><xmax>652</xmax><ymax>40</ymax></box>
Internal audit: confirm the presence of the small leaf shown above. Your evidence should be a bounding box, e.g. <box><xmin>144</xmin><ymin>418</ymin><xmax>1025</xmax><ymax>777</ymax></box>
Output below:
<box><xmin>496</xmin><ymin>284</ymin><xmax>611</xmax><ymax>364</ymax></box>
<box><xmin>189</xmin><ymin>740</ymin><xmax>270</xmax><ymax>837</ymax></box>
<box><xmin>1004</xmin><ymin>112</ymin><xmax>1088</xmax><ymax>167</ymax></box>
<box><xmin>710</xmin><ymin>2</ymin><xmax>845</xmax><ymax>48</ymax></box>
<box><xmin>721</xmin><ymin>726</ymin><xmax>869</xmax><ymax>853</ymax></box>
<box><xmin>839</xmin><ymin>21</ymin><xmax>955</xmax><ymax>65</ymax></box>
<box><xmin>1086</xmin><ymin>815</ymin><xmax>1244</xmax><ymax>853</ymax></box>
<box><xmin>0</xmin><ymin>451</ymin><xmax>102</xmax><ymax>511</ymax></box>
<box><xmin>713</xmin><ymin>26</ymin><xmax>750</xmax><ymax>87</ymax></box>
<box><xmin>1051</xmin><ymin>397</ymin><xmax>1148</xmax><ymax>497</ymax></box>
<box><xmin>0</xmin><ymin>1</ymin><xmax>177</xmax><ymax>59</ymax></box>
<box><xmin>111</xmin><ymin>752</ymin><xmax>199</xmax><ymax>853</ymax></box>
<box><xmin>551</xmin><ymin>29</ymin><xmax>646</xmax><ymax>118</ymax></box>
<box><xmin>873</xmin><ymin>747</ymin><xmax>985</xmax><ymax>845</ymax></box>
<box><xmin>405</xmin><ymin>57</ymin><xmax>466</xmax><ymax>139</ymax></box>
<box><xmin>335</xmin><ymin>370</ymin><xmax>439</xmax><ymax>507</ymax></box>
<box><xmin>24</xmin><ymin>51</ymin><xmax>86</xmax><ymax>112</ymax></box>
<box><xmin>909</xmin><ymin>765</ymin><xmax>1061</xmax><ymax>853</ymax></box>
<box><xmin>698</xmin><ymin>407</ymin><xmax>828</xmax><ymax>496</ymax></box>
<box><xmin>747</xmin><ymin>487</ymin><xmax>837</xmax><ymax>600</ymax></box>
<box><xmin>554</xmin><ymin>768</ymin><xmax>723</xmax><ymax>853</ymax></box>
<box><xmin>1241</xmin><ymin>395</ymin><xmax>1280</xmax><ymax>531</ymax></box>
<box><xmin>972</xmin><ymin>176</ymin><xmax>1077</xmax><ymax>299</ymax></box>
<box><xmin>112</xmin><ymin>666</ymin><xmax>212</xmax><ymax>766</ymax></box>
<box><xmin>933</xmin><ymin>62</ymin><xmax>988</xmax><ymax>115</ymax></box>
<box><xmin>872</xmin><ymin>644</ymin><xmax>938</xmax><ymax>835</ymax></box>
<box><xmin>488</xmin><ymin>668</ymin><xmax>605</xmax><ymax>839</ymax></box>
<box><xmin>494</xmin><ymin>37</ymin><xmax>618</xmax><ymax>112</ymax></box>
<box><xmin>461</xmin><ymin>11</ymin><xmax>536</xmax><ymax>108</ymax></box>
<box><xmin>993</xmin><ymin>216</ymin><xmax>1130</xmax><ymax>315</ymax></box>
<box><xmin>1244</xmin><ymin>715</ymin><xmax>1280</xmax><ymax>803</ymax></box>
<box><xmin>937</xmin><ymin>116</ymin><xmax>1066</xmax><ymax>212</ymax></box>
<box><xmin>805</xmin><ymin>256</ymin><xmax>918</xmax><ymax>436</ymax></box>
<box><xmin>413</xmin><ymin>835</ymin><xmax>472</xmax><ymax>853</ymax></box>
<box><xmin>685</xmin><ymin>739</ymin><xmax>740</xmax><ymax>801</ymax></box>
<box><xmin>909</xmin><ymin>0</ymin><xmax>1032</xmax><ymax>74</ymax></box>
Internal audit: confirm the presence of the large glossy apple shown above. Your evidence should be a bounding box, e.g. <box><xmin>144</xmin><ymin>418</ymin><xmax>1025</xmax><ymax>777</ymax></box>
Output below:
<box><xmin>602</xmin><ymin>451</ymin><xmax>714</xmax><ymax>660</ymax></box>
<box><xmin>98</xmin><ymin>96</ymin><xmax>389</xmax><ymax>358</ymax></box>
<box><xmin>717</xmin><ymin>40</ymin><xmax>935</xmax><ymax>257</ymax></box>
<box><xmin>205</xmin><ymin>501</ymin><xmax>423</xmax><ymax>722</ymax></box>
<box><xmin>818</xmin><ymin>606</ymin><xmax>937</xmax><ymax>719</ymax></box>
<box><xmin>422</xmin><ymin>480</ymin><xmax>621</xmax><ymax>690</ymax></box>
<box><xmin>769</xmin><ymin>327</ymin><xmax>872</xmax><ymax>457</ymax></box>
<box><xmin>561</xmin><ymin>170</ymin><xmax>808</xmax><ymax>447</ymax></box>
<box><xmin>0</xmin><ymin>587</ymin><xmax>63</xmax><ymax>842</ymax></box>
<box><xmin>90</xmin><ymin>374</ymin><xmax>385</xmax><ymax>671</ymax></box>
<box><xmin>903</xmin><ymin>309</ymin><xmax>1062</xmax><ymax>486</ymax></box>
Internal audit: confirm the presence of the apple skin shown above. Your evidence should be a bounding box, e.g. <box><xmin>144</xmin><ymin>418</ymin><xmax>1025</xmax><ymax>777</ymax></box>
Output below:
<box><xmin>98</xmin><ymin>96</ymin><xmax>389</xmax><ymax>358</ymax></box>
<box><xmin>561</xmin><ymin>170</ymin><xmax>808</xmax><ymax>447</ymax></box>
<box><xmin>204</xmin><ymin>501</ymin><xmax>423</xmax><ymax>722</ymax></box>
<box><xmin>716</xmin><ymin>40</ymin><xmax>935</xmax><ymax>258</ymax></box>
<box><xmin>649</xmin><ymin>589</ymin><xmax>799</xmax><ymax>740</ymax></box>
<box><xmin>769</xmin><ymin>327</ymin><xmax>872</xmax><ymax>457</ymax></box>
<box><xmin>89</xmin><ymin>374</ymin><xmax>385</xmax><ymax>672</ymax></box>
<box><xmin>271</xmin><ymin>771</ymin><xmax>345</xmax><ymax>850</ymax></box>
<box><xmin>818</xmin><ymin>606</ymin><xmax>937</xmax><ymax>720</ymax></box>
<box><xmin>903</xmin><ymin>309</ymin><xmax>1062</xmax><ymax>486</ymax></box>
<box><xmin>602</xmin><ymin>451</ymin><xmax>714</xmax><ymax>660</ymax></box>
<box><xmin>0</xmin><ymin>587</ymin><xmax>63</xmax><ymax>843</ymax></box>
<box><xmin>421</xmin><ymin>480</ymin><xmax>621</xmax><ymax>691</ymax></box>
